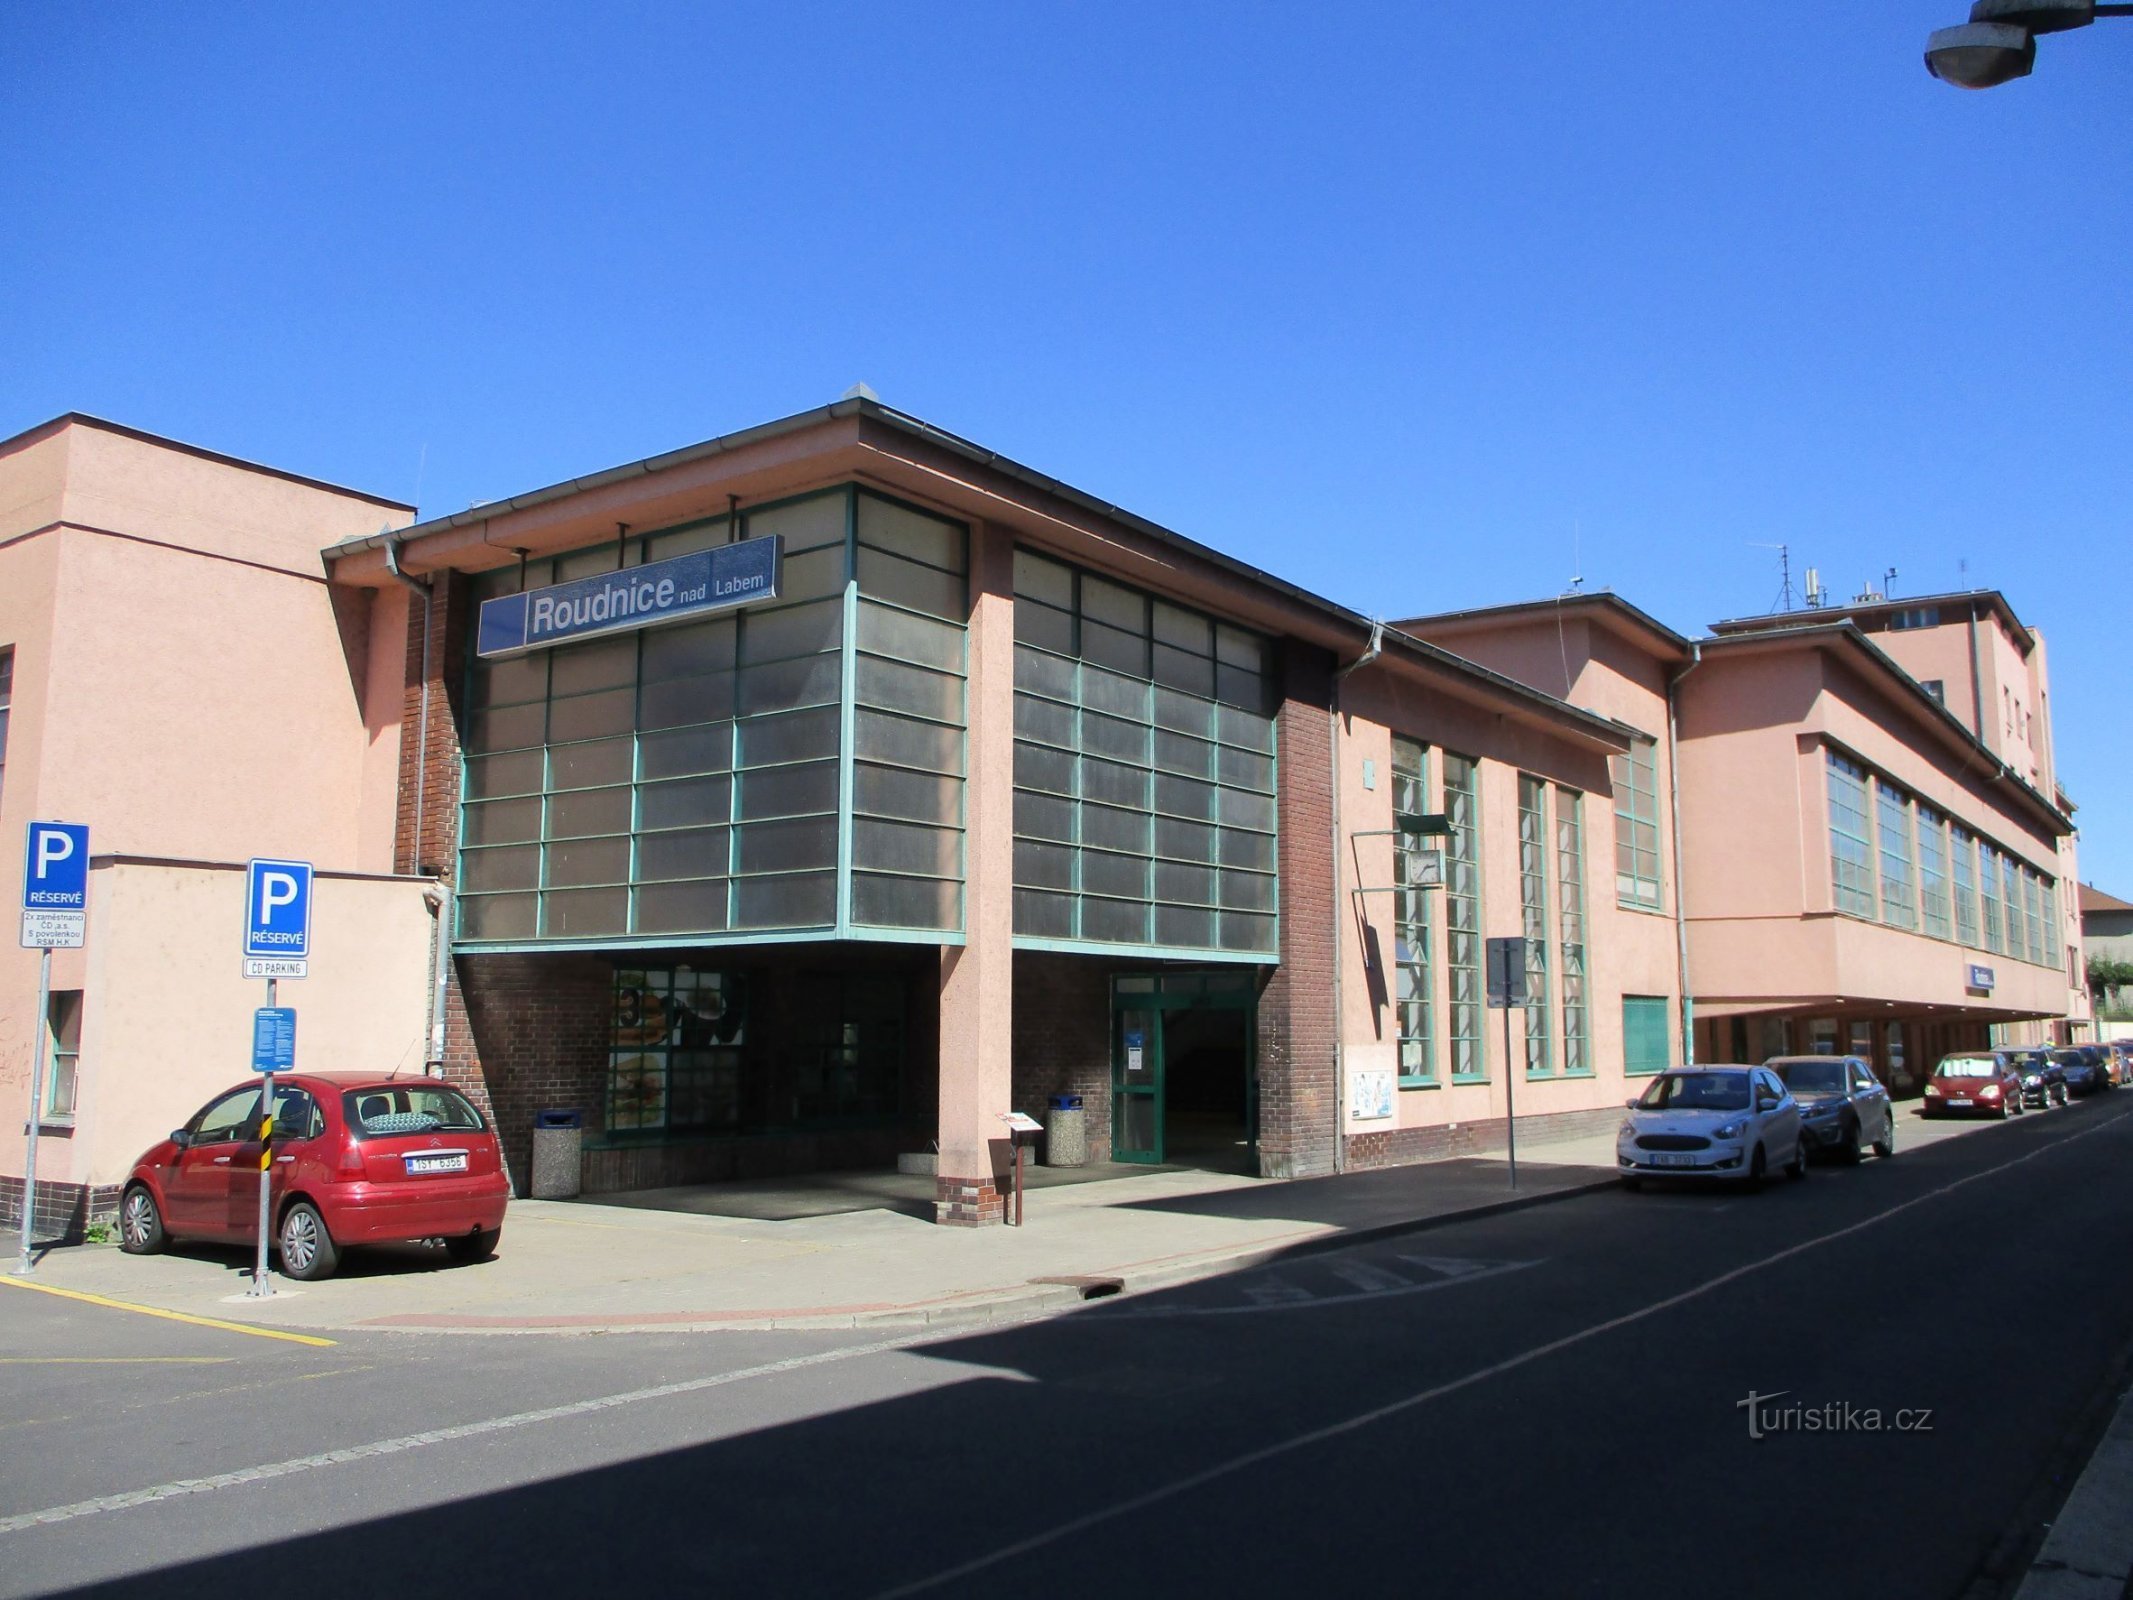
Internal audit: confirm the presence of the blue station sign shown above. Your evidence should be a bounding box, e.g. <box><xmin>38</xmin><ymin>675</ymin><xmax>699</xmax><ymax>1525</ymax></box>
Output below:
<box><xmin>1966</xmin><ymin>963</ymin><xmax>1996</xmax><ymax>993</ymax></box>
<box><xmin>475</xmin><ymin>534</ymin><xmax>782</xmax><ymax>659</ymax></box>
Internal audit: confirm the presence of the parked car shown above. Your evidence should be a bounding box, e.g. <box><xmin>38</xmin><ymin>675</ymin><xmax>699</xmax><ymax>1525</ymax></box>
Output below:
<box><xmin>2014</xmin><ymin>1048</ymin><xmax>2070</xmax><ymax>1109</ymax></box>
<box><xmin>1617</xmin><ymin>1066</ymin><xmax>1807</xmax><ymax>1189</ymax></box>
<box><xmin>1923</xmin><ymin>1052</ymin><xmax>2026</xmax><ymax>1118</ymax></box>
<box><xmin>2054</xmin><ymin>1047</ymin><xmax>2110</xmax><ymax>1097</ymax></box>
<box><xmin>119</xmin><ymin>1072</ymin><xmax>509</xmax><ymax>1280</ymax></box>
<box><xmin>1768</xmin><ymin>1055</ymin><xmax>1895</xmax><ymax>1162</ymax></box>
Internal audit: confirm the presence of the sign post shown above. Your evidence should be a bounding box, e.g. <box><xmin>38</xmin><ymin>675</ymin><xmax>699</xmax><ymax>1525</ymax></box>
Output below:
<box><xmin>243</xmin><ymin>860</ymin><xmax>312</xmax><ymax>1296</ymax></box>
<box><xmin>16</xmin><ymin>822</ymin><xmax>89</xmax><ymax>1276</ymax></box>
<box><xmin>1486</xmin><ymin>936</ymin><xmax>1529</xmax><ymax>1191</ymax></box>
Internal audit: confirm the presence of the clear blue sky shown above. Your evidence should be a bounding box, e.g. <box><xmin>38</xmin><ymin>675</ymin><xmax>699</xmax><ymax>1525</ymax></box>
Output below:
<box><xmin>6</xmin><ymin>4</ymin><xmax>2129</xmax><ymax>893</ymax></box>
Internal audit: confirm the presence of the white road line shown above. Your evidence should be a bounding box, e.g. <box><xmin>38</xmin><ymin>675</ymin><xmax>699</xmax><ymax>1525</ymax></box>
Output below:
<box><xmin>1326</xmin><ymin>1260</ymin><xmax>1410</xmax><ymax>1295</ymax></box>
<box><xmin>866</xmin><ymin>1105</ymin><xmax>2130</xmax><ymax>1600</ymax></box>
<box><xmin>1102</xmin><ymin>1258</ymin><xmax>1536</xmax><ymax>1318</ymax></box>
<box><xmin>0</xmin><ymin>1331</ymin><xmax>935</xmax><ymax>1538</ymax></box>
<box><xmin>1242</xmin><ymin>1279</ymin><xmax>1313</xmax><ymax>1305</ymax></box>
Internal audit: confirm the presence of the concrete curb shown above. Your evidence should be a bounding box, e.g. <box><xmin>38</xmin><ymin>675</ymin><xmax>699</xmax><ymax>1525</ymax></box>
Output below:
<box><xmin>2012</xmin><ymin>1383</ymin><xmax>2133</xmax><ymax>1600</ymax></box>
<box><xmin>340</xmin><ymin>1170</ymin><xmax>1620</xmax><ymax>1336</ymax></box>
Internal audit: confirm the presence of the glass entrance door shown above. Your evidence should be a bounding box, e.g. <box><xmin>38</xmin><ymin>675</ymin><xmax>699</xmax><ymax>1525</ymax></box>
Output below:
<box><xmin>1112</xmin><ymin>1004</ymin><xmax>1163</xmax><ymax>1163</ymax></box>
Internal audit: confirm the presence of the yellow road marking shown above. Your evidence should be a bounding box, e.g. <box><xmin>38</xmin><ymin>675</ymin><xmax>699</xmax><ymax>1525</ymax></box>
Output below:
<box><xmin>0</xmin><ymin>1357</ymin><xmax>236</xmax><ymax>1365</ymax></box>
<box><xmin>0</xmin><ymin>1278</ymin><xmax>337</xmax><ymax>1347</ymax></box>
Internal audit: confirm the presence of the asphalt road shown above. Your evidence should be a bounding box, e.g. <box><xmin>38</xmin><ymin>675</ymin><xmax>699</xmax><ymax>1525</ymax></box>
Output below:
<box><xmin>6</xmin><ymin>1091</ymin><xmax>2133</xmax><ymax>1600</ymax></box>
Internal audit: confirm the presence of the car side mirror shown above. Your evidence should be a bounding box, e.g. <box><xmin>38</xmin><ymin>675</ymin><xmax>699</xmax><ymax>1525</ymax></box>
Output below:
<box><xmin>1758</xmin><ymin>1096</ymin><xmax>1780</xmax><ymax>1113</ymax></box>
<box><xmin>1625</xmin><ymin>1098</ymin><xmax>1641</xmax><ymax>1110</ymax></box>
<box><xmin>170</xmin><ymin>1129</ymin><xmax>192</xmax><ymax>1149</ymax></box>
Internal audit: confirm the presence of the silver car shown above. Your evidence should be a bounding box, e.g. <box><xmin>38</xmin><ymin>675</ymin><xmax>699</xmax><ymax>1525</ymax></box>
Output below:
<box><xmin>1768</xmin><ymin>1055</ymin><xmax>1895</xmax><ymax>1163</ymax></box>
<box><xmin>1617</xmin><ymin>1066</ymin><xmax>1807</xmax><ymax>1189</ymax></box>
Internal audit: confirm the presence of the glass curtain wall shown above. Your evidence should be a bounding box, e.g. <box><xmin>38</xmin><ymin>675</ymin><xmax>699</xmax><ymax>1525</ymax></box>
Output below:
<box><xmin>1009</xmin><ymin>550</ymin><xmax>1278</xmax><ymax>957</ymax></box>
<box><xmin>457</xmin><ymin>487</ymin><xmax>967</xmax><ymax>946</ymax></box>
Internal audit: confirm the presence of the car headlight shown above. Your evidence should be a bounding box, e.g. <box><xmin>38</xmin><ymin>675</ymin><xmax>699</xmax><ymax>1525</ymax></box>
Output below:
<box><xmin>1619</xmin><ymin>1119</ymin><xmax>1637</xmax><ymax>1138</ymax></box>
<box><xmin>1713</xmin><ymin>1119</ymin><xmax>1747</xmax><ymax>1140</ymax></box>
<box><xmin>1804</xmin><ymin>1101</ymin><xmax>1840</xmax><ymax>1119</ymax></box>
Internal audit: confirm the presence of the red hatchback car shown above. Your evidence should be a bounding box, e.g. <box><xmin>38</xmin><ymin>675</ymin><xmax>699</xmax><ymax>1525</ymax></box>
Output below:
<box><xmin>119</xmin><ymin>1072</ymin><xmax>509</xmax><ymax>1280</ymax></box>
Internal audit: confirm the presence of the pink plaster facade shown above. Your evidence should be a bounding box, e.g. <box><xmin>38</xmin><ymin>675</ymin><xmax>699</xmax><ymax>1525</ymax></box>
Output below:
<box><xmin>0</xmin><ymin>417</ymin><xmax>424</xmax><ymax>1232</ymax></box>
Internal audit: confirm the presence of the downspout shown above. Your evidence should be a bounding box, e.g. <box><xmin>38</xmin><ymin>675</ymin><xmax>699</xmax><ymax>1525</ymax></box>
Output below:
<box><xmin>384</xmin><ymin>538</ymin><xmax>448</xmax><ymax>1077</ymax></box>
<box><xmin>1666</xmin><ymin>642</ymin><xmax>1703</xmax><ymax>1064</ymax></box>
<box><xmin>1966</xmin><ymin>606</ymin><xmax>1985</xmax><ymax>742</ymax></box>
<box><xmin>1327</xmin><ymin>619</ymin><xmax>1385</xmax><ymax>1176</ymax></box>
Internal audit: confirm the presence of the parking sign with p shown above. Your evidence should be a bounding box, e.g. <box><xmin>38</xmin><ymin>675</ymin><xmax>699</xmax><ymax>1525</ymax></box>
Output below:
<box><xmin>243</xmin><ymin>858</ymin><xmax>313</xmax><ymax>978</ymax></box>
<box><xmin>20</xmin><ymin>821</ymin><xmax>90</xmax><ymax>949</ymax></box>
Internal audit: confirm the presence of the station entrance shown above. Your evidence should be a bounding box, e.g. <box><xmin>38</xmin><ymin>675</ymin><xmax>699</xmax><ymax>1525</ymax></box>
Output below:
<box><xmin>1109</xmin><ymin>970</ymin><xmax>1258</xmax><ymax>1171</ymax></box>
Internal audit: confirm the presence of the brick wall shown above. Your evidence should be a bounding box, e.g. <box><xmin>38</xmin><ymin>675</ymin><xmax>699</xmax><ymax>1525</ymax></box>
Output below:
<box><xmin>1010</xmin><ymin>951</ymin><xmax>1113</xmax><ymax>1163</ymax></box>
<box><xmin>451</xmin><ymin>952</ymin><xmax>613</xmax><ymax>1195</ymax></box>
<box><xmin>0</xmin><ymin>1177</ymin><xmax>122</xmax><ymax>1242</ymax></box>
<box><xmin>395</xmin><ymin>568</ymin><xmax>470</xmax><ymax>880</ymax></box>
<box><xmin>1256</xmin><ymin>645</ymin><xmax>1338</xmax><ymax>1179</ymax></box>
<box><xmin>1344</xmin><ymin>1104</ymin><xmax>1624</xmax><ymax>1169</ymax></box>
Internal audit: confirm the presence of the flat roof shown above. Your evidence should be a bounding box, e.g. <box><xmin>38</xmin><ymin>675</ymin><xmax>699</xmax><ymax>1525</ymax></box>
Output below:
<box><xmin>1709</xmin><ymin>589</ymin><xmax>2035</xmax><ymax>655</ymax></box>
<box><xmin>0</xmin><ymin>412</ymin><xmax>414</xmax><ymax>512</ymax></box>
<box><xmin>324</xmin><ymin>396</ymin><xmax>1640</xmax><ymax>754</ymax></box>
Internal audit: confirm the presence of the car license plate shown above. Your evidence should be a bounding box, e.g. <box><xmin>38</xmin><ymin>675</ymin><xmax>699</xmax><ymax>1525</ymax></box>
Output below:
<box><xmin>1652</xmin><ymin>1153</ymin><xmax>1697</xmax><ymax>1168</ymax></box>
<box><xmin>1946</xmin><ymin>1097</ymin><xmax>1971</xmax><ymax>1108</ymax></box>
<box><xmin>405</xmin><ymin>1152</ymin><xmax>468</xmax><ymax>1175</ymax></box>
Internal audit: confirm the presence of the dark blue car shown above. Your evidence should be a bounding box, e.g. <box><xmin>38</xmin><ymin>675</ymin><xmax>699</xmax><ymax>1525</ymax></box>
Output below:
<box><xmin>2053</xmin><ymin>1048</ymin><xmax>2111</xmax><ymax>1096</ymax></box>
<box><xmin>2016</xmin><ymin>1049</ymin><xmax>2070</xmax><ymax>1108</ymax></box>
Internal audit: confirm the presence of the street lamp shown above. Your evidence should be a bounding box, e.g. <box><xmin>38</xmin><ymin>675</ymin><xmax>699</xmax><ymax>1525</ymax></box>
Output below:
<box><xmin>1925</xmin><ymin>0</ymin><xmax>2133</xmax><ymax>87</ymax></box>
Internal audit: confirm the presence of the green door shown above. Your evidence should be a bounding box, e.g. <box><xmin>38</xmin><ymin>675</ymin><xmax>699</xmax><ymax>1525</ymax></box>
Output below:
<box><xmin>1112</xmin><ymin>1004</ymin><xmax>1164</xmax><ymax>1163</ymax></box>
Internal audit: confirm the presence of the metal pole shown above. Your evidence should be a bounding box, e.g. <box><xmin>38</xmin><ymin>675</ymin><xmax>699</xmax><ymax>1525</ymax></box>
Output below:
<box><xmin>1503</xmin><ymin>1002</ymin><xmax>1518</xmax><ymax>1191</ymax></box>
<box><xmin>248</xmin><ymin>976</ymin><xmax>276</xmax><ymax>1297</ymax></box>
<box><xmin>14</xmin><ymin>946</ymin><xmax>52</xmax><ymax>1275</ymax></box>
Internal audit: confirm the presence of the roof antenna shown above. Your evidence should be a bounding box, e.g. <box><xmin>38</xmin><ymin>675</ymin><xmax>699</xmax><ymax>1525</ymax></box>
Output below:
<box><xmin>1750</xmin><ymin>542</ymin><xmax>1795</xmax><ymax>612</ymax></box>
<box><xmin>1567</xmin><ymin>518</ymin><xmax>1585</xmax><ymax>593</ymax></box>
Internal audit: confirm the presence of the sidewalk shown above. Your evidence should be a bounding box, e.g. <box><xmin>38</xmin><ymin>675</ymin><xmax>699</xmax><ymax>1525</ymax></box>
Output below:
<box><xmin>12</xmin><ymin>1106</ymin><xmax>2000</xmax><ymax>1338</ymax></box>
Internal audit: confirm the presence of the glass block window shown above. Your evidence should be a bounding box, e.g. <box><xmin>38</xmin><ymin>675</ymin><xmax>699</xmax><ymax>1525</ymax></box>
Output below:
<box><xmin>1917</xmin><ymin>804</ymin><xmax>1951</xmax><ymax>941</ymax></box>
<box><xmin>1010</xmin><ymin>549</ymin><xmax>1277</xmax><ymax>957</ymax></box>
<box><xmin>457</xmin><ymin>487</ymin><xmax>967</xmax><ymax>945</ymax></box>
<box><xmin>1876</xmin><ymin>780</ymin><xmax>1916</xmax><ymax>929</ymax></box>
<box><xmin>1827</xmin><ymin>751</ymin><xmax>1875</xmax><ymax>918</ymax></box>
<box><xmin>608</xmin><ymin>966</ymin><xmax>745</xmax><ymax>1135</ymax></box>
<box><xmin>1444</xmin><ymin>752</ymin><xmax>1485</xmax><ymax>1080</ymax></box>
<box><xmin>2020</xmin><ymin>866</ymin><xmax>2044</xmax><ymax>965</ymax></box>
<box><xmin>1951</xmin><ymin>824</ymin><xmax>1979</xmax><ymax>946</ymax></box>
<box><xmin>1610</xmin><ymin>737</ymin><xmax>1663</xmax><ymax>910</ymax></box>
<box><xmin>2041</xmin><ymin>876</ymin><xmax>2060</xmax><ymax>967</ymax></box>
<box><xmin>2002</xmin><ymin>852</ymin><xmax>2027</xmax><ymax>961</ymax></box>
<box><xmin>1623</xmin><ymin>995</ymin><xmax>1671</xmax><ymax>1076</ymax></box>
<box><xmin>1555</xmin><ymin>787</ymin><xmax>1590</xmax><ymax>1076</ymax></box>
<box><xmin>1392</xmin><ymin>736</ymin><xmax>1434</xmax><ymax>1086</ymax></box>
<box><xmin>1518</xmin><ymin>775</ymin><xmax>1552</xmax><ymax>1078</ymax></box>
<box><xmin>1979</xmin><ymin>846</ymin><xmax>2004</xmax><ymax>955</ymax></box>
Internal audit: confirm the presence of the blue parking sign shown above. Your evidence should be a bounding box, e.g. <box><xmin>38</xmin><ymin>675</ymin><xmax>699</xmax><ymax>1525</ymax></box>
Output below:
<box><xmin>244</xmin><ymin>858</ymin><xmax>313</xmax><ymax>970</ymax></box>
<box><xmin>20</xmin><ymin>821</ymin><xmax>90</xmax><ymax>949</ymax></box>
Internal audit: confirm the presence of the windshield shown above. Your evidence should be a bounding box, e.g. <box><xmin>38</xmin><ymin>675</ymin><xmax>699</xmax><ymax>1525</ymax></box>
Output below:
<box><xmin>343</xmin><ymin>1085</ymin><xmax>487</xmax><ymax>1138</ymax></box>
<box><xmin>1637</xmin><ymin>1072</ymin><xmax>1752</xmax><ymax>1112</ymax></box>
<box><xmin>2053</xmin><ymin>1051</ymin><xmax>2085</xmax><ymax>1065</ymax></box>
<box><xmin>1774</xmin><ymin>1061</ymin><xmax>1845</xmax><ymax>1094</ymax></box>
<box><xmin>1935</xmin><ymin>1057</ymin><xmax>2000</xmax><ymax>1079</ymax></box>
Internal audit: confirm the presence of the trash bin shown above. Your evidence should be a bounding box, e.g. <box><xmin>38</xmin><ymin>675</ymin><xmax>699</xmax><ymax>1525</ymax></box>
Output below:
<box><xmin>530</xmin><ymin>1108</ymin><xmax>583</xmax><ymax>1199</ymax></box>
<box><xmin>1044</xmin><ymin>1093</ymin><xmax>1087</xmax><ymax>1168</ymax></box>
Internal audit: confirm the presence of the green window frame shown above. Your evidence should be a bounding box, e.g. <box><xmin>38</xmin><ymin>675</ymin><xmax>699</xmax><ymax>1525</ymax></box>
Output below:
<box><xmin>1918</xmin><ymin>804</ymin><xmax>1951</xmax><ymax>941</ymax></box>
<box><xmin>1444</xmin><ymin>752</ymin><xmax>1485</xmax><ymax>1081</ymax></box>
<box><xmin>1623</xmin><ymin>994</ymin><xmax>1671</xmax><ymax>1076</ymax></box>
<box><xmin>1393</xmin><ymin>736</ymin><xmax>1435</xmax><ymax>1087</ymax></box>
<box><xmin>1009</xmin><ymin>548</ymin><xmax>1279</xmax><ymax>961</ymax></box>
<box><xmin>1555</xmin><ymin>786</ymin><xmax>1591</xmax><ymax>1076</ymax></box>
<box><xmin>1826</xmin><ymin>751</ymin><xmax>1875</xmax><ymax>918</ymax></box>
<box><xmin>44</xmin><ymin>988</ymin><xmax>81</xmax><ymax>1122</ymax></box>
<box><xmin>2041</xmin><ymin>876</ymin><xmax>2060</xmax><ymax>968</ymax></box>
<box><xmin>1951</xmin><ymin>824</ymin><xmax>1979</xmax><ymax>946</ymax></box>
<box><xmin>1518</xmin><ymin>774</ymin><xmax>1553</xmax><ymax>1079</ymax></box>
<box><xmin>2020</xmin><ymin>865</ymin><xmax>2044</xmax><ymax>965</ymax></box>
<box><xmin>1980</xmin><ymin>846</ymin><xmax>2004</xmax><ymax>954</ymax></box>
<box><xmin>1610</xmin><ymin>737</ymin><xmax>1664</xmax><ymax>910</ymax></box>
<box><xmin>1876</xmin><ymin>779</ymin><xmax>1916</xmax><ymax>929</ymax></box>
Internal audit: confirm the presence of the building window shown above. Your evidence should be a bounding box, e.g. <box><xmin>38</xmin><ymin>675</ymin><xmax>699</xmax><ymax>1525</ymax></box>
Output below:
<box><xmin>1610</xmin><ymin>736</ymin><xmax>1663</xmax><ymax>910</ymax></box>
<box><xmin>1444</xmin><ymin>752</ymin><xmax>1485</xmax><ymax>1080</ymax></box>
<box><xmin>1979</xmin><ymin>846</ymin><xmax>2004</xmax><ymax>955</ymax></box>
<box><xmin>1623</xmin><ymin>995</ymin><xmax>1671</xmax><ymax>1076</ymax></box>
<box><xmin>1011</xmin><ymin>549</ymin><xmax>1277</xmax><ymax>957</ymax></box>
<box><xmin>1951</xmin><ymin>824</ymin><xmax>1979</xmax><ymax>945</ymax></box>
<box><xmin>1518</xmin><ymin>775</ymin><xmax>1552</xmax><ymax>1078</ymax></box>
<box><xmin>457</xmin><ymin>487</ymin><xmax>969</xmax><ymax>945</ymax></box>
<box><xmin>1891</xmin><ymin>606</ymin><xmax>1942</xmax><ymax>630</ymax></box>
<box><xmin>1920</xmin><ymin>679</ymin><xmax>1946</xmax><ymax>705</ymax></box>
<box><xmin>1392</xmin><ymin>737</ymin><xmax>1434</xmax><ymax>1086</ymax></box>
<box><xmin>1556</xmin><ymin>786</ymin><xmax>1590</xmax><ymax>1076</ymax></box>
<box><xmin>1918</xmin><ymin>804</ymin><xmax>1951</xmax><ymax>940</ymax></box>
<box><xmin>0</xmin><ymin>647</ymin><xmax>11</xmax><ymax>804</ymax></box>
<box><xmin>2002</xmin><ymin>853</ymin><xmax>2027</xmax><ymax>962</ymax></box>
<box><xmin>2021</xmin><ymin>867</ymin><xmax>2044</xmax><ymax>965</ymax></box>
<box><xmin>45</xmin><ymin>989</ymin><xmax>81</xmax><ymax>1122</ymax></box>
<box><xmin>2042</xmin><ymin>878</ymin><xmax>2060</xmax><ymax>968</ymax></box>
<box><xmin>1876</xmin><ymin>780</ymin><xmax>1916</xmax><ymax>930</ymax></box>
<box><xmin>608</xmin><ymin>967</ymin><xmax>745</xmax><ymax>1135</ymax></box>
<box><xmin>1826</xmin><ymin>751</ymin><xmax>1876</xmax><ymax>918</ymax></box>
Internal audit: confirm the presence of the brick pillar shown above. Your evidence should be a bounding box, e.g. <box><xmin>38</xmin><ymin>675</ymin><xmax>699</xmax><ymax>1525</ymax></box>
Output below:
<box><xmin>1255</xmin><ymin>644</ymin><xmax>1338</xmax><ymax>1179</ymax></box>
<box><xmin>936</xmin><ymin>522</ymin><xmax>1014</xmax><ymax>1224</ymax></box>
<box><xmin>453</xmin><ymin>953</ymin><xmax>613</xmax><ymax>1197</ymax></box>
<box><xmin>395</xmin><ymin>568</ymin><xmax>469</xmax><ymax>880</ymax></box>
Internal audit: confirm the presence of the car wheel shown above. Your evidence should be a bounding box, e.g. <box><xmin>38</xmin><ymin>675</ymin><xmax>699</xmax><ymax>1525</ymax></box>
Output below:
<box><xmin>1748</xmin><ymin>1145</ymin><xmax>1768</xmax><ymax>1189</ymax></box>
<box><xmin>2001</xmin><ymin>1095</ymin><xmax>2017</xmax><ymax>1120</ymax></box>
<box><xmin>118</xmin><ymin>1185</ymin><xmax>166</xmax><ymax>1254</ymax></box>
<box><xmin>2056</xmin><ymin>1085</ymin><xmax>2069</xmax><ymax>1107</ymax></box>
<box><xmin>276</xmin><ymin>1201</ymin><xmax>339</xmax><ymax>1282</ymax></box>
<box><xmin>1873</xmin><ymin>1114</ymin><xmax>1895</xmax><ymax>1159</ymax></box>
<box><xmin>445</xmin><ymin>1227</ymin><xmax>500</xmax><ymax>1264</ymax></box>
<box><xmin>1787</xmin><ymin>1138</ymin><xmax>1808</xmax><ymax>1182</ymax></box>
<box><xmin>1842</xmin><ymin>1119</ymin><xmax>1864</xmax><ymax>1164</ymax></box>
